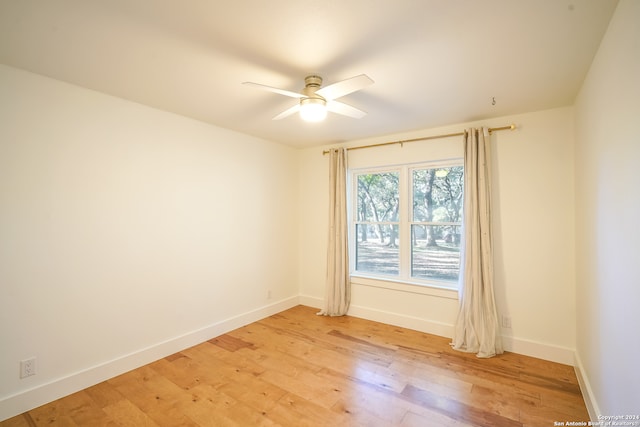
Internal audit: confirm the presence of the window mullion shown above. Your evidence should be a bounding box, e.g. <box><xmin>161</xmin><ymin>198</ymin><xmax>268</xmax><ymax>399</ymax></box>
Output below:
<box><xmin>399</xmin><ymin>166</ymin><xmax>411</xmax><ymax>281</ymax></box>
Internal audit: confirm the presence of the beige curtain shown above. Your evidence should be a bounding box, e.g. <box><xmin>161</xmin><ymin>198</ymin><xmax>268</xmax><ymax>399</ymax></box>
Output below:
<box><xmin>451</xmin><ymin>128</ymin><xmax>503</xmax><ymax>358</ymax></box>
<box><xmin>318</xmin><ymin>148</ymin><xmax>351</xmax><ymax>316</ymax></box>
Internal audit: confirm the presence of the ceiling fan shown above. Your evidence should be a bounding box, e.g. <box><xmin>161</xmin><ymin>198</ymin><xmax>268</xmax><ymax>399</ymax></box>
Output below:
<box><xmin>242</xmin><ymin>74</ymin><xmax>374</xmax><ymax>122</ymax></box>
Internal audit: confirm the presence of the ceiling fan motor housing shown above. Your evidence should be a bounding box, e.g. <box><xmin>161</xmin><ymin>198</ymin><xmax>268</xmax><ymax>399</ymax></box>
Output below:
<box><xmin>303</xmin><ymin>75</ymin><xmax>324</xmax><ymax>99</ymax></box>
<box><xmin>304</xmin><ymin>75</ymin><xmax>323</xmax><ymax>88</ymax></box>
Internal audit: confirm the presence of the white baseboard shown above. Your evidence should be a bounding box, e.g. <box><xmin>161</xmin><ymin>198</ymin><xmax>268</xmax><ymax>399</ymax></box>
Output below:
<box><xmin>302</xmin><ymin>294</ymin><xmax>450</xmax><ymax>333</ymax></box>
<box><xmin>500</xmin><ymin>335</ymin><xmax>576</xmax><ymax>366</ymax></box>
<box><xmin>301</xmin><ymin>295</ymin><xmax>452</xmax><ymax>336</ymax></box>
<box><xmin>300</xmin><ymin>294</ymin><xmax>575</xmax><ymax>365</ymax></box>
<box><xmin>574</xmin><ymin>352</ymin><xmax>599</xmax><ymax>422</ymax></box>
<box><xmin>349</xmin><ymin>303</ymin><xmax>455</xmax><ymax>338</ymax></box>
<box><xmin>298</xmin><ymin>294</ymin><xmax>323</xmax><ymax>309</ymax></box>
<box><xmin>0</xmin><ymin>296</ymin><xmax>300</xmax><ymax>422</ymax></box>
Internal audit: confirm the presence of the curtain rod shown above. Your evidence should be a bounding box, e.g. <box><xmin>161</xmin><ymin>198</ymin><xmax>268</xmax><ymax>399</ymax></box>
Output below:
<box><xmin>322</xmin><ymin>124</ymin><xmax>516</xmax><ymax>155</ymax></box>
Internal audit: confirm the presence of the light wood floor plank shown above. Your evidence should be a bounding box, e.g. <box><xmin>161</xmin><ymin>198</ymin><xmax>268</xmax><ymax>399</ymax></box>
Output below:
<box><xmin>1</xmin><ymin>305</ymin><xmax>590</xmax><ymax>426</ymax></box>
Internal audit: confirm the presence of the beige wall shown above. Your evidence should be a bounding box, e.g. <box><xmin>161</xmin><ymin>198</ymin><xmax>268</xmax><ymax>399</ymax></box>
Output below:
<box><xmin>0</xmin><ymin>64</ymin><xmax>300</xmax><ymax>418</ymax></box>
<box><xmin>299</xmin><ymin>106</ymin><xmax>577</xmax><ymax>363</ymax></box>
<box><xmin>574</xmin><ymin>0</ymin><xmax>640</xmax><ymax>416</ymax></box>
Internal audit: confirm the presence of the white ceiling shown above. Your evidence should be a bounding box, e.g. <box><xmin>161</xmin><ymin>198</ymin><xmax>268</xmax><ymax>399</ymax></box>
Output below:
<box><xmin>0</xmin><ymin>0</ymin><xmax>618</xmax><ymax>148</ymax></box>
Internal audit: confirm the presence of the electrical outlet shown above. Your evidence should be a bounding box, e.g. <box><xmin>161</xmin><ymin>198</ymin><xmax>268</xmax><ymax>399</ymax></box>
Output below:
<box><xmin>267</xmin><ymin>290</ymin><xmax>272</xmax><ymax>299</ymax></box>
<box><xmin>20</xmin><ymin>357</ymin><xmax>36</xmax><ymax>378</ymax></box>
<box><xmin>501</xmin><ymin>315</ymin><xmax>512</xmax><ymax>329</ymax></box>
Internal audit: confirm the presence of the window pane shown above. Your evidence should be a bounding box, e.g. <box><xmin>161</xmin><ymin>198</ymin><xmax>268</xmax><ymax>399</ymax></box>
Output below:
<box><xmin>357</xmin><ymin>172</ymin><xmax>400</xmax><ymax>222</ymax></box>
<box><xmin>412</xmin><ymin>167</ymin><xmax>463</xmax><ymax>222</ymax></box>
<box><xmin>356</xmin><ymin>224</ymin><xmax>399</xmax><ymax>276</ymax></box>
<box><xmin>411</xmin><ymin>225</ymin><xmax>461</xmax><ymax>282</ymax></box>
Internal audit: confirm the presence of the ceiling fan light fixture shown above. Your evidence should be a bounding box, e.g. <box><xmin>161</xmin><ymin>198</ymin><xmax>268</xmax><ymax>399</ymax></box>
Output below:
<box><xmin>299</xmin><ymin>97</ymin><xmax>327</xmax><ymax>122</ymax></box>
<box><xmin>244</xmin><ymin>74</ymin><xmax>372</xmax><ymax>121</ymax></box>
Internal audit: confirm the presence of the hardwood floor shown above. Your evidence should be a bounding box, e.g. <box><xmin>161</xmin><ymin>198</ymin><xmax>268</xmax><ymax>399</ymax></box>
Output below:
<box><xmin>2</xmin><ymin>305</ymin><xmax>589</xmax><ymax>426</ymax></box>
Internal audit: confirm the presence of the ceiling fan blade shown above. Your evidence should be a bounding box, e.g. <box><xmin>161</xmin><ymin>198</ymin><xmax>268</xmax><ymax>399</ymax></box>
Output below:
<box><xmin>272</xmin><ymin>104</ymin><xmax>300</xmax><ymax>120</ymax></box>
<box><xmin>316</xmin><ymin>74</ymin><xmax>374</xmax><ymax>101</ymax></box>
<box><xmin>242</xmin><ymin>82</ymin><xmax>304</xmax><ymax>98</ymax></box>
<box><xmin>326</xmin><ymin>100</ymin><xmax>367</xmax><ymax>119</ymax></box>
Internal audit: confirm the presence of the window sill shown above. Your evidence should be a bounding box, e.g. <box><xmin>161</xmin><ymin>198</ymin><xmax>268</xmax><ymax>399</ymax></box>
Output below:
<box><xmin>350</xmin><ymin>274</ymin><xmax>459</xmax><ymax>300</ymax></box>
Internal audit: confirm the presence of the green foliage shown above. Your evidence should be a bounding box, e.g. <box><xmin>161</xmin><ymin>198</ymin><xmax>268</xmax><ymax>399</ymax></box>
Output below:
<box><xmin>356</xmin><ymin>167</ymin><xmax>463</xmax><ymax>224</ymax></box>
<box><xmin>357</xmin><ymin>172</ymin><xmax>399</xmax><ymax>222</ymax></box>
<box><xmin>413</xmin><ymin>166</ymin><xmax>463</xmax><ymax>223</ymax></box>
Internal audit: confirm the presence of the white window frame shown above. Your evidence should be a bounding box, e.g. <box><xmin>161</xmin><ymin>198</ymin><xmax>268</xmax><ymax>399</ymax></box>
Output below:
<box><xmin>348</xmin><ymin>159</ymin><xmax>463</xmax><ymax>298</ymax></box>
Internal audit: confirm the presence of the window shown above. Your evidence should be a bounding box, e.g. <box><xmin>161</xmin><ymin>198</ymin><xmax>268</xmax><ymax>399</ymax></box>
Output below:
<box><xmin>351</xmin><ymin>162</ymin><xmax>463</xmax><ymax>289</ymax></box>
<box><xmin>354</xmin><ymin>171</ymin><xmax>400</xmax><ymax>276</ymax></box>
